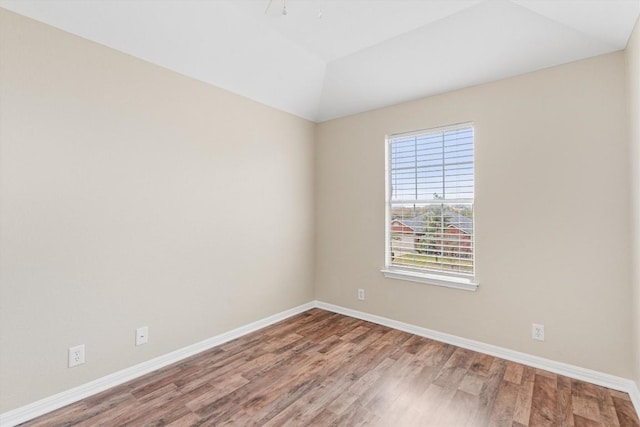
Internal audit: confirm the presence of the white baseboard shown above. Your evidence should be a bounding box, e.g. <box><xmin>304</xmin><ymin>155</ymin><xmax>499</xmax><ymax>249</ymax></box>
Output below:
<box><xmin>315</xmin><ymin>301</ymin><xmax>640</xmax><ymax>417</ymax></box>
<box><xmin>3</xmin><ymin>299</ymin><xmax>640</xmax><ymax>426</ymax></box>
<box><xmin>630</xmin><ymin>383</ymin><xmax>640</xmax><ymax>420</ymax></box>
<box><xmin>0</xmin><ymin>302</ymin><xmax>315</xmax><ymax>427</ymax></box>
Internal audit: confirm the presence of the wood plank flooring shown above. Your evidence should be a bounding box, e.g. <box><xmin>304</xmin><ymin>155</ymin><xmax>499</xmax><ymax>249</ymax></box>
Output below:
<box><xmin>19</xmin><ymin>309</ymin><xmax>640</xmax><ymax>426</ymax></box>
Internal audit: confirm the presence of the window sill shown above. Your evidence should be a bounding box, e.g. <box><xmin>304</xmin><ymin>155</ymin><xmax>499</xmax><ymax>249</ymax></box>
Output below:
<box><xmin>381</xmin><ymin>268</ymin><xmax>478</xmax><ymax>291</ymax></box>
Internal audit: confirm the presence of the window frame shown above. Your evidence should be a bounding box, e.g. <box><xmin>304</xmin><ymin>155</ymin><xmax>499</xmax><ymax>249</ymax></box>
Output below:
<box><xmin>381</xmin><ymin>122</ymin><xmax>478</xmax><ymax>291</ymax></box>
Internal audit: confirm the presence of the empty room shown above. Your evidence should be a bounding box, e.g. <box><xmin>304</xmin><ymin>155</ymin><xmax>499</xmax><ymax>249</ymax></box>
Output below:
<box><xmin>2</xmin><ymin>0</ymin><xmax>640</xmax><ymax>426</ymax></box>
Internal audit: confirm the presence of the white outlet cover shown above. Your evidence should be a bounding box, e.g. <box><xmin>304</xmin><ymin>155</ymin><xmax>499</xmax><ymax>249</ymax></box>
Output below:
<box><xmin>68</xmin><ymin>344</ymin><xmax>85</xmax><ymax>368</ymax></box>
<box><xmin>357</xmin><ymin>289</ymin><xmax>365</xmax><ymax>301</ymax></box>
<box><xmin>532</xmin><ymin>323</ymin><xmax>545</xmax><ymax>341</ymax></box>
<box><xmin>136</xmin><ymin>326</ymin><xmax>149</xmax><ymax>346</ymax></box>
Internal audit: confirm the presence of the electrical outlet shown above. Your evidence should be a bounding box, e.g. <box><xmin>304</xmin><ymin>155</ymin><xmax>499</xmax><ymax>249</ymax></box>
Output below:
<box><xmin>136</xmin><ymin>326</ymin><xmax>149</xmax><ymax>346</ymax></box>
<box><xmin>68</xmin><ymin>344</ymin><xmax>85</xmax><ymax>367</ymax></box>
<box><xmin>357</xmin><ymin>289</ymin><xmax>365</xmax><ymax>301</ymax></box>
<box><xmin>532</xmin><ymin>324</ymin><xmax>545</xmax><ymax>341</ymax></box>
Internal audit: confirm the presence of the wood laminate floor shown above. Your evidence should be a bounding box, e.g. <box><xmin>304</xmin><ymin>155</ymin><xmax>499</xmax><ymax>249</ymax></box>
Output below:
<box><xmin>20</xmin><ymin>309</ymin><xmax>640</xmax><ymax>426</ymax></box>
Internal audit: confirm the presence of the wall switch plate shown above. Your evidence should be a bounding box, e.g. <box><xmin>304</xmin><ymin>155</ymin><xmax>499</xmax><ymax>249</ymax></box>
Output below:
<box><xmin>136</xmin><ymin>326</ymin><xmax>148</xmax><ymax>346</ymax></box>
<box><xmin>357</xmin><ymin>289</ymin><xmax>365</xmax><ymax>301</ymax></box>
<box><xmin>68</xmin><ymin>344</ymin><xmax>85</xmax><ymax>367</ymax></box>
<box><xmin>532</xmin><ymin>323</ymin><xmax>545</xmax><ymax>341</ymax></box>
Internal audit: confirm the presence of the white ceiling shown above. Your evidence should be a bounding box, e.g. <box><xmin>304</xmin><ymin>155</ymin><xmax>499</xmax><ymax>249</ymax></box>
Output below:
<box><xmin>1</xmin><ymin>0</ymin><xmax>639</xmax><ymax>122</ymax></box>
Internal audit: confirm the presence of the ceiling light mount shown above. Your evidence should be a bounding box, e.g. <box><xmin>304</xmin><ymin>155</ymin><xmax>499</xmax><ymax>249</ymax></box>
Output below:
<box><xmin>265</xmin><ymin>0</ymin><xmax>323</xmax><ymax>19</ymax></box>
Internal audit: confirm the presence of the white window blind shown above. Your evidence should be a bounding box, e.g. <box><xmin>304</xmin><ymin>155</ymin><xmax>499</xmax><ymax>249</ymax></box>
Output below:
<box><xmin>386</xmin><ymin>123</ymin><xmax>475</xmax><ymax>283</ymax></box>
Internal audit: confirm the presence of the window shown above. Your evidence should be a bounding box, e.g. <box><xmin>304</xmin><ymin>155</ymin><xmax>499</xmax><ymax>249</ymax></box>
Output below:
<box><xmin>382</xmin><ymin>123</ymin><xmax>476</xmax><ymax>290</ymax></box>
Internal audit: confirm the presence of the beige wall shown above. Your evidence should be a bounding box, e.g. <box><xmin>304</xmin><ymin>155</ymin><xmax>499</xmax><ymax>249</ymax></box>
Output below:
<box><xmin>0</xmin><ymin>9</ymin><xmax>315</xmax><ymax>412</ymax></box>
<box><xmin>628</xmin><ymin>17</ymin><xmax>640</xmax><ymax>386</ymax></box>
<box><xmin>315</xmin><ymin>52</ymin><xmax>632</xmax><ymax>377</ymax></box>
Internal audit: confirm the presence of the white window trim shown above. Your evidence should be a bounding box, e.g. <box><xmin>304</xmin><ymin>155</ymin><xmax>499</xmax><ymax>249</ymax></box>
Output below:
<box><xmin>380</xmin><ymin>268</ymin><xmax>478</xmax><ymax>291</ymax></box>
<box><xmin>382</xmin><ymin>122</ymin><xmax>478</xmax><ymax>291</ymax></box>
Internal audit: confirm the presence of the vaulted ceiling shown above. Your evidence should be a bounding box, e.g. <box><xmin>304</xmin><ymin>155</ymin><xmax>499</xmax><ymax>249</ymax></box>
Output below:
<box><xmin>1</xmin><ymin>0</ymin><xmax>639</xmax><ymax>122</ymax></box>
